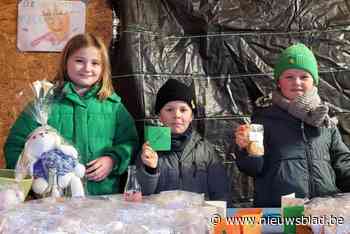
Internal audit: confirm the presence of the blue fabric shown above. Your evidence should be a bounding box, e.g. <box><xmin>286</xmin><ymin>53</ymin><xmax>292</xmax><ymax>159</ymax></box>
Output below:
<box><xmin>33</xmin><ymin>149</ymin><xmax>77</xmax><ymax>180</ymax></box>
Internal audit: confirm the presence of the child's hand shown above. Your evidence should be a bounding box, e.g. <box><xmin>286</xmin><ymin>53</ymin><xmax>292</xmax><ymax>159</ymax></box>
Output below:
<box><xmin>235</xmin><ymin>124</ymin><xmax>250</xmax><ymax>149</ymax></box>
<box><xmin>86</xmin><ymin>156</ymin><xmax>115</xmax><ymax>182</ymax></box>
<box><xmin>141</xmin><ymin>142</ymin><xmax>158</xmax><ymax>169</ymax></box>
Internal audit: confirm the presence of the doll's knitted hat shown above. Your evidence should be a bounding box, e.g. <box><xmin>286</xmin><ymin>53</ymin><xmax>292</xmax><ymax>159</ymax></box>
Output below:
<box><xmin>274</xmin><ymin>43</ymin><xmax>319</xmax><ymax>85</ymax></box>
<box><xmin>155</xmin><ymin>79</ymin><xmax>196</xmax><ymax>114</ymax></box>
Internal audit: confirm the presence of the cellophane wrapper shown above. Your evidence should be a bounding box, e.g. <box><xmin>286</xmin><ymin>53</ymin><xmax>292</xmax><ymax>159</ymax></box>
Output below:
<box><xmin>13</xmin><ymin>80</ymin><xmax>82</xmax><ymax>192</ymax></box>
<box><xmin>304</xmin><ymin>193</ymin><xmax>350</xmax><ymax>234</ymax></box>
<box><xmin>0</xmin><ymin>184</ymin><xmax>24</xmax><ymax>211</ymax></box>
<box><xmin>14</xmin><ymin>80</ymin><xmax>56</xmax><ymax>181</ymax></box>
<box><xmin>0</xmin><ymin>191</ymin><xmax>218</xmax><ymax>234</ymax></box>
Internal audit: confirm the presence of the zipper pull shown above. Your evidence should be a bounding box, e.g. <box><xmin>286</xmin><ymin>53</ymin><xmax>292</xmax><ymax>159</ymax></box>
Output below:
<box><xmin>192</xmin><ymin>161</ymin><xmax>197</xmax><ymax>178</ymax></box>
<box><xmin>178</xmin><ymin>161</ymin><xmax>182</xmax><ymax>179</ymax></box>
<box><xmin>301</xmin><ymin>121</ymin><xmax>308</xmax><ymax>143</ymax></box>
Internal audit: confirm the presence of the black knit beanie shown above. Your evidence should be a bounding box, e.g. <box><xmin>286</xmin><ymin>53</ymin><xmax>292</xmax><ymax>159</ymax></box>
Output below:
<box><xmin>155</xmin><ymin>79</ymin><xmax>196</xmax><ymax>114</ymax></box>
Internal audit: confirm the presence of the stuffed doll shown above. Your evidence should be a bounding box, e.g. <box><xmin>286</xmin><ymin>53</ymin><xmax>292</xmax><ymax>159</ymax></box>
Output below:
<box><xmin>22</xmin><ymin>126</ymin><xmax>85</xmax><ymax>197</ymax></box>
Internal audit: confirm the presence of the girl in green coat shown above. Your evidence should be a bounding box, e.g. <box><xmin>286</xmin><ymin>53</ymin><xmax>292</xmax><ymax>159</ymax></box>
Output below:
<box><xmin>4</xmin><ymin>33</ymin><xmax>139</xmax><ymax>195</ymax></box>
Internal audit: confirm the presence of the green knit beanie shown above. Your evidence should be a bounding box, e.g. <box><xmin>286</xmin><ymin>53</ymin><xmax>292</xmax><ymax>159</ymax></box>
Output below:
<box><xmin>274</xmin><ymin>43</ymin><xmax>319</xmax><ymax>85</ymax></box>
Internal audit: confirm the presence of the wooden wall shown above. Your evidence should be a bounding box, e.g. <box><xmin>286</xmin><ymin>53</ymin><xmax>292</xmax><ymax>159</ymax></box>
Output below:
<box><xmin>0</xmin><ymin>0</ymin><xmax>112</xmax><ymax>168</ymax></box>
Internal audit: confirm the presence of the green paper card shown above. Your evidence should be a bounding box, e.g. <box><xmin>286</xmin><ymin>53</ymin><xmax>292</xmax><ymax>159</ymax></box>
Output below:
<box><xmin>144</xmin><ymin>126</ymin><xmax>171</xmax><ymax>151</ymax></box>
<box><xmin>283</xmin><ymin>205</ymin><xmax>304</xmax><ymax>234</ymax></box>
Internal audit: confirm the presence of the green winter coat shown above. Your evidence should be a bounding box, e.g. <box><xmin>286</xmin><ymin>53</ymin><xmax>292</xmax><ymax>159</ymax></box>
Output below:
<box><xmin>4</xmin><ymin>82</ymin><xmax>139</xmax><ymax>195</ymax></box>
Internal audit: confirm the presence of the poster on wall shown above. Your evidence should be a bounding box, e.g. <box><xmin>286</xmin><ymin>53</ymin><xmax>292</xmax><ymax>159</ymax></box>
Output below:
<box><xmin>17</xmin><ymin>0</ymin><xmax>86</xmax><ymax>52</ymax></box>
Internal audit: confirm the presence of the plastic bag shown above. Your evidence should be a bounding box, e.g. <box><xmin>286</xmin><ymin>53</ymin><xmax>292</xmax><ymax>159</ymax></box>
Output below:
<box><xmin>0</xmin><ymin>193</ymin><xmax>215</xmax><ymax>233</ymax></box>
<box><xmin>149</xmin><ymin>190</ymin><xmax>205</xmax><ymax>208</ymax></box>
<box><xmin>14</xmin><ymin>80</ymin><xmax>85</xmax><ymax>198</ymax></box>
<box><xmin>304</xmin><ymin>193</ymin><xmax>350</xmax><ymax>234</ymax></box>
<box><xmin>15</xmin><ymin>80</ymin><xmax>55</xmax><ymax>180</ymax></box>
<box><xmin>0</xmin><ymin>183</ymin><xmax>24</xmax><ymax>211</ymax></box>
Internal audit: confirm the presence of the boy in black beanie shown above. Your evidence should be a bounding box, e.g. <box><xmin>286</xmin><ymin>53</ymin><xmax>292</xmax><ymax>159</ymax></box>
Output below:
<box><xmin>155</xmin><ymin>79</ymin><xmax>196</xmax><ymax>115</ymax></box>
<box><xmin>137</xmin><ymin>79</ymin><xmax>229</xmax><ymax>202</ymax></box>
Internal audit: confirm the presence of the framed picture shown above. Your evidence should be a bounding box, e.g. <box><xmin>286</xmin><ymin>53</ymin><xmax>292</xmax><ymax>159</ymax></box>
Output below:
<box><xmin>17</xmin><ymin>0</ymin><xmax>86</xmax><ymax>52</ymax></box>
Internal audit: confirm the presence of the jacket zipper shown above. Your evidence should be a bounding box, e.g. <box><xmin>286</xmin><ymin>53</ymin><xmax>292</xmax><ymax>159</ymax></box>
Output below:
<box><xmin>301</xmin><ymin>122</ymin><xmax>315</xmax><ymax>197</ymax></box>
<box><xmin>178</xmin><ymin>161</ymin><xmax>183</xmax><ymax>188</ymax></box>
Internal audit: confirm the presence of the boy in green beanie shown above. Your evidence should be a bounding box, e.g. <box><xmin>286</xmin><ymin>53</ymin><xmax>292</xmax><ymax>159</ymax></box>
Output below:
<box><xmin>234</xmin><ymin>43</ymin><xmax>350</xmax><ymax>207</ymax></box>
<box><xmin>274</xmin><ymin>43</ymin><xmax>319</xmax><ymax>86</ymax></box>
<box><xmin>273</xmin><ymin>43</ymin><xmax>332</xmax><ymax>127</ymax></box>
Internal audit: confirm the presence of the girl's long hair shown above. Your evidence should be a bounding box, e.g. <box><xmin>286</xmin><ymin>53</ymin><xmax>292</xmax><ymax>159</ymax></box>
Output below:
<box><xmin>54</xmin><ymin>33</ymin><xmax>113</xmax><ymax>100</ymax></box>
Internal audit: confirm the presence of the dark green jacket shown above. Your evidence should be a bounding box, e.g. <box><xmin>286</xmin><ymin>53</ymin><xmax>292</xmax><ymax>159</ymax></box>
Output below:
<box><xmin>236</xmin><ymin>105</ymin><xmax>350</xmax><ymax>207</ymax></box>
<box><xmin>4</xmin><ymin>82</ymin><xmax>139</xmax><ymax>195</ymax></box>
<box><xmin>136</xmin><ymin>131</ymin><xmax>229</xmax><ymax>201</ymax></box>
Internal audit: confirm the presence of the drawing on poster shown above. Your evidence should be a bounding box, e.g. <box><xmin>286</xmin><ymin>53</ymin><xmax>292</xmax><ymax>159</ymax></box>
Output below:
<box><xmin>17</xmin><ymin>0</ymin><xmax>86</xmax><ymax>52</ymax></box>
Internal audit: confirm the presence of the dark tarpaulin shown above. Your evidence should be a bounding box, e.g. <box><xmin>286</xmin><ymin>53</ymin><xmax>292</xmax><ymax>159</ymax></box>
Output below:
<box><xmin>109</xmin><ymin>0</ymin><xmax>350</xmax><ymax>206</ymax></box>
